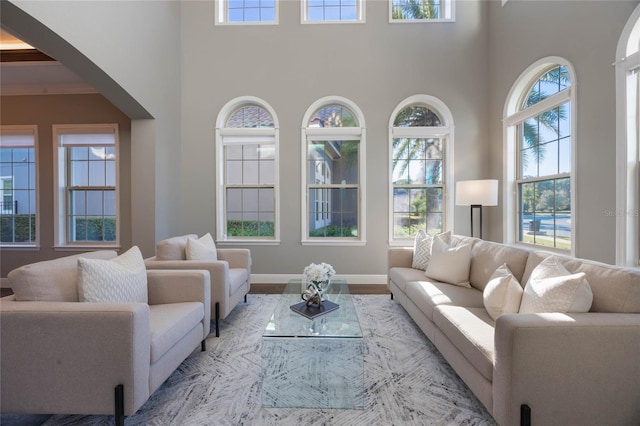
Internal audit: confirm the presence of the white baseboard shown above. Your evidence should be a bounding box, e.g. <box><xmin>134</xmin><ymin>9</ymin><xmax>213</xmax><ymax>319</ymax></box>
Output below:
<box><xmin>251</xmin><ymin>274</ymin><xmax>387</xmax><ymax>285</ymax></box>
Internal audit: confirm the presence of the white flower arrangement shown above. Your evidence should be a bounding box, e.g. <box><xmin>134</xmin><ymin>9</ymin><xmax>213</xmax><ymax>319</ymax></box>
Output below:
<box><xmin>303</xmin><ymin>262</ymin><xmax>336</xmax><ymax>284</ymax></box>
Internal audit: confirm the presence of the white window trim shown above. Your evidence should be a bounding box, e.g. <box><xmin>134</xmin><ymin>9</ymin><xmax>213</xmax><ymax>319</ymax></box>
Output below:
<box><xmin>215</xmin><ymin>96</ymin><xmax>281</xmax><ymax>245</ymax></box>
<box><xmin>615</xmin><ymin>3</ymin><xmax>640</xmax><ymax>267</ymax></box>
<box><xmin>52</xmin><ymin>123</ymin><xmax>120</xmax><ymax>250</ymax></box>
<box><xmin>0</xmin><ymin>125</ymin><xmax>39</xmax><ymax>248</ymax></box>
<box><xmin>502</xmin><ymin>57</ymin><xmax>577</xmax><ymax>256</ymax></box>
<box><xmin>301</xmin><ymin>96</ymin><xmax>366</xmax><ymax>246</ymax></box>
<box><xmin>215</xmin><ymin>0</ymin><xmax>279</xmax><ymax>25</ymax></box>
<box><xmin>388</xmin><ymin>0</ymin><xmax>455</xmax><ymax>23</ymax></box>
<box><xmin>388</xmin><ymin>95</ymin><xmax>454</xmax><ymax>246</ymax></box>
<box><xmin>302</xmin><ymin>0</ymin><xmax>366</xmax><ymax>24</ymax></box>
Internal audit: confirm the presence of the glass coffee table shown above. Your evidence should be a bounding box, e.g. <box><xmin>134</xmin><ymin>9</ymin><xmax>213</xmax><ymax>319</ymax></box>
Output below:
<box><xmin>262</xmin><ymin>279</ymin><xmax>364</xmax><ymax>409</ymax></box>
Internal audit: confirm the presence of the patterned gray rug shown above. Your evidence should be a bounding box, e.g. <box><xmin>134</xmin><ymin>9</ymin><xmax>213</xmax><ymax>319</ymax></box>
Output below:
<box><xmin>3</xmin><ymin>295</ymin><xmax>496</xmax><ymax>425</ymax></box>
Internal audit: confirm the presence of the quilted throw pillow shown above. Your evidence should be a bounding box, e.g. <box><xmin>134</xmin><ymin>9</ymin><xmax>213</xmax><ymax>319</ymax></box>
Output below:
<box><xmin>77</xmin><ymin>246</ymin><xmax>148</xmax><ymax>303</ymax></box>
<box><xmin>186</xmin><ymin>233</ymin><xmax>217</xmax><ymax>261</ymax></box>
<box><xmin>412</xmin><ymin>230</ymin><xmax>451</xmax><ymax>270</ymax></box>
<box><xmin>519</xmin><ymin>256</ymin><xmax>593</xmax><ymax>314</ymax></box>
<box><xmin>483</xmin><ymin>263</ymin><xmax>523</xmax><ymax>321</ymax></box>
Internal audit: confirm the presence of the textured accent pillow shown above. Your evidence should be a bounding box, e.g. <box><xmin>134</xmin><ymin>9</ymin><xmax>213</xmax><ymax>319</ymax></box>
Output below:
<box><xmin>424</xmin><ymin>234</ymin><xmax>472</xmax><ymax>287</ymax></box>
<box><xmin>483</xmin><ymin>263</ymin><xmax>524</xmax><ymax>321</ymax></box>
<box><xmin>412</xmin><ymin>230</ymin><xmax>451</xmax><ymax>271</ymax></box>
<box><xmin>186</xmin><ymin>233</ymin><xmax>217</xmax><ymax>261</ymax></box>
<box><xmin>519</xmin><ymin>256</ymin><xmax>593</xmax><ymax>313</ymax></box>
<box><xmin>77</xmin><ymin>246</ymin><xmax>148</xmax><ymax>303</ymax></box>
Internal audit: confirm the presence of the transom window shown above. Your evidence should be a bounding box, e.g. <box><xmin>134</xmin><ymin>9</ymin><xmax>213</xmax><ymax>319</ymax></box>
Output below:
<box><xmin>302</xmin><ymin>97</ymin><xmax>366</xmax><ymax>245</ymax></box>
<box><xmin>216</xmin><ymin>0</ymin><xmax>278</xmax><ymax>25</ymax></box>
<box><xmin>389</xmin><ymin>0</ymin><xmax>454</xmax><ymax>22</ymax></box>
<box><xmin>504</xmin><ymin>59</ymin><xmax>575</xmax><ymax>253</ymax></box>
<box><xmin>0</xmin><ymin>126</ymin><xmax>37</xmax><ymax>246</ymax></box>
<box><xmin>303</xmin><ymin>0</ymin><xmax>365</xmax><ymax>23</ymax></box>
<box><xmin>216</xmin><ymin>97</ymin><xmax>280</xmax><ymax>243</ymax></box>
<box><xmin>389</xmin><ymin>95</ymin><xmax>453</xmax><ymax>244</ymax></box>
<box><xmin>53</xmin><ymin>124</ymin><xmax>119</xmax><ymax>246</ymax></box>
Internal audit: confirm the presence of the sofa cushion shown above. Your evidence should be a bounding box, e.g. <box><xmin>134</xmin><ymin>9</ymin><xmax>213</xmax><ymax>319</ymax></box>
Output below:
<box><xmin>469</xmin><ymin>240</ymin><xmax>530</xmax><ymax>291</ymax></box>
<box><xmin>406</xmin><ymin>280</ymin><xmax>484</xmax><ymax>321</ymax></box>
<box><xmin>149</xmin><ymin>302</ymin><xmax>204</xmax><ymax>363</ymax></box>
<box><xmin>229</xmin><ymin>268</ymin><xmax>249</xmax><ymax>296</ymax></box>
<box><xmin>156</xmin><ymin>234</ymin><xmax>198</xmax><ymax>261</ymax></box>
<box><xmin>389</xmin><ymin>267</ymin><xmax>428</xmax><ymax>294</ymax></box>
<box><xmin>9</xmin><ymin>250</ymin><xmax>118</xmax><ymax>302</ymax></box>
<box><xmin>425</xmin><ymin>236</ymin><xmax>472</xmax><ymax>287</ymax></box>
<box><xmin>523</xmin><ymin>251</ymin><xmax>640</xmax><ymax>313</ymax></box>
<box><xmin>483</xmin><ymin>263</ymin><xmax>523</xmax><ymax>320</ymax></box>
<box><xmin>433</xmin><ymin>306</ymin><xmax>495</xmax><ymax>382</ymax></box>
<box><xmin>412</xmin><ymin>230</ymin><xmax>451</xmax><ymax>270</ymax></box>
<box><xmin>520</xmin><ymin>256</ymin><xmax>593</xmax><ymax>314</ymax></box>
<box><xmin>186</xmin><ymin>233</ymin><xmax>217</xmax><ymax>261</ymax></box>
<box><xmin>78</xmin><ymin>246</ymin><xmax>148</xmax><ymax>304</ymax></box>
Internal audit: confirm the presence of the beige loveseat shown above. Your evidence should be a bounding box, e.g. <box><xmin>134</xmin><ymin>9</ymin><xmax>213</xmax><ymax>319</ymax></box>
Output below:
<box><xmin>144</xmin><ymin>234</ymin><xmax>251</xmax><ymax>336</ymax></box>
<box><xmin>388</xmin><ymin>235</ymin><xmax>640</xmax><ymax>426</ymax></box>
<box><xmin>0</xmin><ymin>250</ymin><xmax>211</xmax><ymax>425</ymax></box>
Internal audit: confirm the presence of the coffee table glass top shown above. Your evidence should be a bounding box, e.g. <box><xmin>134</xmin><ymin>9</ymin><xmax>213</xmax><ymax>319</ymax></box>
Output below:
<box><xmin>263</xmin><ymin>279</ymin><xmax>363</xmax><ymax>338</ymax></box>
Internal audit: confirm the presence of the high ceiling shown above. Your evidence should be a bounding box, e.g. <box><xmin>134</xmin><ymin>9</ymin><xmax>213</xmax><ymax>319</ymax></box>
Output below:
<box><xmin>0</xmin><ymin>28</ymin><xmax>96</xmax><ymax>96</ymax></box>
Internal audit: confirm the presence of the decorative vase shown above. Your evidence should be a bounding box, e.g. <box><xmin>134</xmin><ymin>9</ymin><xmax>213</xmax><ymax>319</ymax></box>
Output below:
<box><xmin>302</xmin><ymin>281</ymin><xmax>326</xmax><ymax>307</ymax></box>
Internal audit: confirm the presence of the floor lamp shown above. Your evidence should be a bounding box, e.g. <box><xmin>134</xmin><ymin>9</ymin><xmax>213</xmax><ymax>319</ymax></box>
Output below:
<box><xmin>455</xmin><ymin>179</ymin><xmax>498</xmax><ymax>239</ymax></box>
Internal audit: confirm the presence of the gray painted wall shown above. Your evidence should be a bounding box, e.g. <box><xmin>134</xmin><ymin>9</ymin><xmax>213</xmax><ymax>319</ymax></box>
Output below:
<box><xmin>487</xmin><ymin>0</ymin><xmax>638</xmax><ymax>264</ymax></box>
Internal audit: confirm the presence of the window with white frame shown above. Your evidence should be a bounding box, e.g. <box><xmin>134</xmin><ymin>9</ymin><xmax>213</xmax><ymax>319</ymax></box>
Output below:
<box><xmin>615</xmin><ymin>5</ymin><xmax>640</xmax><ymax>267</ymax></box>
<box><xmin>53</xmin><ymin>124</ymin><xmax>118</xmax><ymax>246</ymax></box>
<box><xmin>504</xmin><ymin>59</ymin><xmax>575</xmax><ymax>252</ymax></box>
<box><xmin>389</xmin><ymin>0</ymin><xmax>454</xmax><ymax>22</ymax></box>
<box><xmin>303</xmin><ymin>0</ymin><xmax>365</xmax><ymax>23</ymax></box>
<box><xmin>216</xmin><ymin>0</ymin><xmax>278</xmax><ymax>25</ymax></box>
<box><xmin>301</xmin><ymin>97</ymin><xmax>365</xmax><ymax>245</ymax></box>
<box><xmin>216</xmin><ymin>97</ymin><xmax>279</xmax><ymax>243</ymax></box>
<box><xmin>0</xmin><ymin>126</ymin><xmax>37</xmax><ymax>246</ymax></box>
<box><xmin>389</xmin><ymin>96</ymin><xmax>453</xmax><ymax>243</ymax></box>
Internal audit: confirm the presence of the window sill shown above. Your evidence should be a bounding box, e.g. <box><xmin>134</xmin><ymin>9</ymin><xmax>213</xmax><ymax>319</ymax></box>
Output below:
<box><xmin>0</xmin><ymin>244</ymin><xmax>39</xmax><ymax>251</ymax></box>
<box><xmin>216</xmin><ymin>240</ymin><xmax>281</xmax><ymax>246</ymax></box>
<box><xmin>53</xmin><ymin>244</ymin><xmax>121</xmax><ymax>252</ymax></box>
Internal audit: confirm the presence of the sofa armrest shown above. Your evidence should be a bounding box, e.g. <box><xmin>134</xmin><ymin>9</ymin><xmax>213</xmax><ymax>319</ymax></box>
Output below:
<box><xmin>146</xmin><ymin>269</ymin><xmax>211</xmax><ymax>338</ymax></box>
<box><xmin>0</xmin><ymin>300</ymin><xmax>151</xmax><ymax>416</ymax></box>
<box><xmin>145</xmin><ymin>259</ymin><xmax>227</xmax><ymax>303</ymax></box>
<box><xmin>493</xmin><ymin>312</ymin><xmax>640</xmax><ymax>426</ymax></box>
<box><xmin>216</xmin><ymin>248</ymin><xmax>251</xmax><ymax>271</ymax></box>
<box><xmin>388</xmin><ymin>247</ymin><xmax>414</xmax><ymax>269</ymax></box>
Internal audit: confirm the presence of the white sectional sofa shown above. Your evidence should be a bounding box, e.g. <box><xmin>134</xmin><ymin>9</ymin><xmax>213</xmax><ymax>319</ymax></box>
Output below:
<box><xmin>0</xmin><ymin>250</ymin><xmax>211</xmax><ymax>425</ymax></box>
<box><xmin>388</xmin><ymin>235</ymin><xmax>640</xmax><ymax>426</ymax></box>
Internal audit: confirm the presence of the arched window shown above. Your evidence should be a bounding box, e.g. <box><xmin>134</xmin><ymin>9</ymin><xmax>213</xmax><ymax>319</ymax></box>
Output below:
<box><xmin>388</xmin><ymin>95</ymin><xmax>453</xmax><ymax>244</ymax></box>
<box><xmin>504</xmin><ymin>58</ymin><xmax>575</xmax><ymax>252</ymax></box>
<box><xmin>216</xmin><ymin>97</ymin><xmax>279</xmax><ymax>243</ymax></box>
<box><xmin>615</xmin><ymin>5</ymin><xmax>640</xmax><ymax>267</ymax></box>
<box><xmin>301</xmin><ymin>97</ymin><xmax>366</xmax><ymax>245</ymax></box>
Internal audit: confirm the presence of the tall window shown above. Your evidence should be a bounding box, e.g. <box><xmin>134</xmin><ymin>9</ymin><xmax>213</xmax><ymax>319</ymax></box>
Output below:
<box><xmin>389</xmin><ymin>0</ymin><xmax>454</xmax><ymax>22</ymax></box>
<box><xmin>0</xmin><ymin>126</ymin><xmax>37</xmax><ymax>246</ymax></box>
<box><xmin>302</xmin><ymin>0</ymin><xmax>365</xmax><ymax>23</ymax></box>
<box><xmin>615</xmin><ymin>5</ymin><xmax>640</xmax><ymax>267</ymax></box>
<box><xmin>53</xmin><ymin>124</ymin><xmax>118</xmax><ymax>247</ymax></box>
<box><xmin>302</xmin><ymin>97</ymin><xmax>365</xmax><ymax>245</ymax></box>
<box><xmin>216</xmin><ymin>97</ymin><xmax>279</xmax><ymax>243</ymax></box>
<box><xmin>216</xmin><ymin>0</ymin><xmax>278</xmax><ymax>24</ymax></box>
<box><xmin>504</xmin><ymin>58</ymin><xmax>575</xmax><ymax>252</ymax></box>
<box><xmin>389</xmin><ymin>95</ymin><xmax>453</xmax><ymax>244</ymax></box>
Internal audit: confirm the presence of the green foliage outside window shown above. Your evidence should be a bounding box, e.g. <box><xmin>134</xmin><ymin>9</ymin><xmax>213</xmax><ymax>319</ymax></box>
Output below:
<box><xmin>0</xmin><ymin>215</ymin><xmax>36</xmax><ymax>243</ymax></box>
<box><xmin>72</xmin><ymin>217</ymin><xmax>116</xmax><ymax>242</ymax></box>
<box><xmin>227</xmin><ymin>220</ymin><xmax>274</xmax><ymax>237</ymax></box>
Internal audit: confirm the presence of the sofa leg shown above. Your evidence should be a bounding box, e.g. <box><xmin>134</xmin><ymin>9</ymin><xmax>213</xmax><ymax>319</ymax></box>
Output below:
<box><xmin>201</xmin><ymin>340</ymin><xmax>206</xmax><ymax>351</ymax></box>
<box><xmin>244</xmin><ymin>294</ymin><xmax>247</xmax><ymax>303</ymax></box>
<box><xmin>215</xmin><ymin>302</ymin><xmax>220</xmax><ymax>337</ymax></box>
<box><xmin>115</xmin><ymin>384</ymin><xmax>125</xmax><ymax>426</ymax></box>
<box><xmin>521</xmin><ymin>404</ymin><xmax>531</xmax><ymax>426</ymax></box>
<box><xmin>390</xmin><ymin>292</ymin><xmax>394</xmax><ymax>300</ymax></box>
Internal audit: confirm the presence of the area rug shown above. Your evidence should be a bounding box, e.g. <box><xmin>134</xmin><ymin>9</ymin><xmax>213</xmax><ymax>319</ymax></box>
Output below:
<box><xmin>6</xmin><ymin>295</ymin><xmax>496</xmax><ymax>426</ymax></box>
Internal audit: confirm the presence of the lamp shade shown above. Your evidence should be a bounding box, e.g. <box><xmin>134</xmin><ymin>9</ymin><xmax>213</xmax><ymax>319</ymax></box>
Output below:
<box><xmin>455</xmin><ymin>179</ymin><xmax>499</xmax><ymax>206</ymax></box>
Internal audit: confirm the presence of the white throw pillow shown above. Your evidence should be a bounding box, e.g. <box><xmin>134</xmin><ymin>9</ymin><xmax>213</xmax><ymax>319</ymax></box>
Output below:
<box><xmin>186</xmin><ymin>232</ymin><xmax>217</xmax><ymax>261</ymax></box>
<box><xmin>519</xmin><ymin>256</ymin><xmax>593</xmax><ymax>314</ymax></box>
<box><xmin>412</xmin><ymin>230</ymin><xmax>451</xmax><ymax>271</ymax></box>
<box><xmin>77</xmin><ymin>246</ymin><xmax>148</xmax><ymax>303</ymax></box>
<box><xmin>483</xmin><ymin>263</ymin><xmax>523</xmax><ymax>321</ymax></box>
<box><xmin>424</xmin><ymin>235</ymin><xmax>472</xmax><ymax>287</ymax></box>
